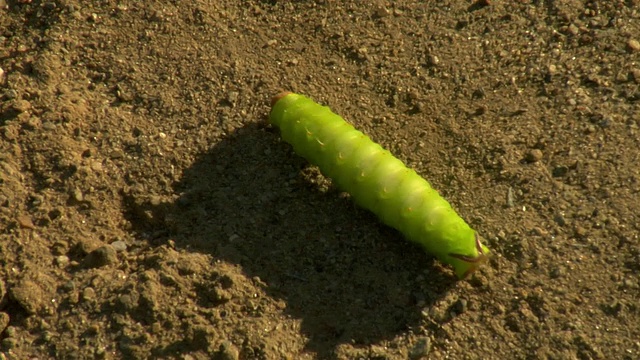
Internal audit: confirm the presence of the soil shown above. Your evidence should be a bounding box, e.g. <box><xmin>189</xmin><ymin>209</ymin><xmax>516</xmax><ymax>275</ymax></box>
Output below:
<box><xmin>1</xmin><ymin>1</ymin><xmax>639</xmax><ymax>359</ymax></box>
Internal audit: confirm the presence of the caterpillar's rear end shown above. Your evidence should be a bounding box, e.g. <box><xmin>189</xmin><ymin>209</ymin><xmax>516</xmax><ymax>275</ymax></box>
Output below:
<box><xmin>269</xmin><ymin>92</ymin><xmax>490</xmax><ymax>279</ymax></box>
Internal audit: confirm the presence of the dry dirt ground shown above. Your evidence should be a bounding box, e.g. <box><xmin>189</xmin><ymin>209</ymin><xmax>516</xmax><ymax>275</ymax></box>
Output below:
<box><xmin>1</xmin><ymin>1</ymin><xmax>639</xmax><ymax>359</ymax></box>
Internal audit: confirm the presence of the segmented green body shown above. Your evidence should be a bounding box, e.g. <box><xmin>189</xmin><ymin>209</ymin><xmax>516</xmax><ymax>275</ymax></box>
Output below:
<box><xmin>269</xmin><ymin>92</ymin><xmax>489</xmax><ymax>278</ymax></box>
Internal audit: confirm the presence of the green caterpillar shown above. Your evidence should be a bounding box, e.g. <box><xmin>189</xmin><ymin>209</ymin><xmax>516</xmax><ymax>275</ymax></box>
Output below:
<box><xmin>269</xmin><ymin>92</ymin><xmax>489</xmax><ymax>279</ymax></box>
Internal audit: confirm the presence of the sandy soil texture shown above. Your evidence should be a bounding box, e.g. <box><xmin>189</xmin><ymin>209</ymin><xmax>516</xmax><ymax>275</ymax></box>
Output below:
<box><xmin>1</xmin><ymin>1</ymin><xmax>639</xmax><ymax>359</ymax></box>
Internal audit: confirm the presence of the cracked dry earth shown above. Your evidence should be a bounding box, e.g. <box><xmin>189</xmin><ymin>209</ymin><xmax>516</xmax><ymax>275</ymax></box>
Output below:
<box><xmin>1</xmin><ymin>1</ymin><xmax>639</xmax><ymax>359</ymax></box>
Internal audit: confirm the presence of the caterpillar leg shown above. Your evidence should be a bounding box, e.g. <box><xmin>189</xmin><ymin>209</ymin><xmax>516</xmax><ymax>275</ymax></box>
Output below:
<box><xmin>448</xmin><ymin>234</ymin><xmax>490</xmax><ymax>279</ymax></box>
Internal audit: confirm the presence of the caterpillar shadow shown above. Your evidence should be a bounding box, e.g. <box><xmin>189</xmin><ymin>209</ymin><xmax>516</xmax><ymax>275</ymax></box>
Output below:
<box><xmin>125</xmin><ymin>121</ymin><xmax>458</xmax><ymax>358</ymax></box>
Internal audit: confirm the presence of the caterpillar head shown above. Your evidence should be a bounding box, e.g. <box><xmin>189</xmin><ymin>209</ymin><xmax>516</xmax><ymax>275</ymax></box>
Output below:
<box><xmin>447</xmin><ymin>233</ymin><xmax>490</xmax><ymax>279</ymax></box>
<box><xmin>271</xmin><ymin>91</ymin><xmax>292</xmax><ymax>107</ymax></box>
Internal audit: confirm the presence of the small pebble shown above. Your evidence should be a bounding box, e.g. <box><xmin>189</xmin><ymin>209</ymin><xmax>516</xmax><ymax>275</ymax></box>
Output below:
<box><xmin>574</xmin><ymin>226</ymin><xmax>588</xmax><ymax>238</ymax></box>
<box><xmin>506</xmin><ymin>187</ymin><xmax>515</xmax><ymax>207</ymax></box>
<box><xmin>11</xmin><ymin>99</ymin><xmax>31</xmax><ymax>113</ymax></box>
<box><xmin>409</xmin><ymin>337</ymin><xmax>431</xmax><ymax>359</ymax></box>
<box><xmin>630</xmin><ymin>68</ymin><xmax>640</xmax><ymax>84</ymax></box>
<box><xmin>82</xmin><ymin>245</ymin><xmax>118</xmax><ymax>268</ymax></box>
<box><xmin>373</xmin><ymin>6</ymin><xmax>390</xmax><ymax>18</ymax></box>
<box><xmin>217</xmin><ymin>340</ymin><xmax>240</xmax><ymax>360</ymax></box>
<box><xmin>71</xmin><ymin>188</ymin><xmax>84</xmax><ymax>202</ymax></box>
<box><xmin>16</xmin><ymin>215</ymin><xmax>36</xmax><ymax>229</ymax></box>
<box><xmin>4</xmin><ymin>89</ymin><xmax>17</xmax><ymax>99</ymax></box>
<box><xmin>554</xmin><ymin>213</ymin><xmax>566</xmax><ymax>226</ymax></box>
<box><xmin>426</xmin><ymin>54</ymin><xmax>440</xmax><ymax>67</ymax></box>
<box><xmin>61</xmin><ymin>281</ymin><xmax>76</xmax><ymax>292</ymax></box>
<box><xmin>54</xmin><ymin>255</ymin><xmax>70</xmax><ymax>267</ymax></box>
<box><xmin>82</xmin><ymin>287</ymin><xmax>96</xmax><ymax>301</ymax></box>
<box><xmin>0</xmin><ymin>67</ymin><xmax>5</xmax><ymax>83</ymax></box>
<box><xmin>532</xmin><ymin>227</ymin><xmax>548</xmax><ymax>237</ymax></box>
<box><xmin>550</xmin><ymin>266</ymin><xmax>565</xmax><ymax>279</ymax></box>
<box><xmin>42</xmin><ymin>122</ymin><xmax>57</xmax><ymax>131</ymax></box>
<box><xmin>0</xmin><ymin>312</ymin><xmax>9</xmax><ymax>333</ymax></box>
<box><xmin>627</xmin><ymin>39</ymin><xmax>640</xmax><ymax>53</ymax></box>
<box><xmin>9</xmin><ymin>280</ymin><xmax>45</xmax><ymax>315</ymax></box>
<box><xmin>474</xmin><ymin>105</ymin><xmax>487</xmax><ymax>116</ymax></box>
<box><xmin>111</xmin><ymin>240</ymin><xmax>127</xmax><ymax>252</ymax></box>
<box><xmin>454</xmin><ymin>298</ymin><xmax>468</xmax><ymax>314</ymax></box>
<box><xmin>525</xmin><ymin>149</ymin><xmax>543</xmax><ymax>163</ymax></box>
<box><xmin>552</xmin><ymin>165</ymin><xmax>569</xmax><ymax>177</ymax></box>
<box><xmin>567</xmin><ymin>23</ymin><xmax>580</xmax><ymax>36</ymax></box>
<box><xmin>90</xmin><ymin>161</ymin><xmax>103</xmax><ymax>172</ymax></box>
<box><xmin>116</xmin><ymin>293</ymin><xmax>138</xmax><ymax>312</ymax></box>
<box><xmin>2</xmin><ymin>337</ymin><xmax>17</xmax><ymax>350</ymax></box>
<box><xmin>227</xmin><ymin>91</ymin><xmax>239</xmax><ymax>106</ymax></box>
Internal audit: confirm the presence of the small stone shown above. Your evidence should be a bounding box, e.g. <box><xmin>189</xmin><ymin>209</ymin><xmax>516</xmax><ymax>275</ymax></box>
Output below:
<box><xmin>75</xmin><ymin>236</ymin><xmax>103</xmax><ymax>255</ymax></box>
<box><xmin>266</xmin><ymin>39</ymin><xmax>277</xmax><ymax>46</ymax></box>
<box><xmin>90</xmin><ymin>161</ymin><xmax>103</xmax><ymax>172</ymax></box>
<box><xmin>4</xmin><ymin>89</ymin><xmax>17</xmax><ymax>99</ymax></box>
<box><xmin>227</xmin><ymin>91</ymin><xmax>239</xmax><ymax>106</ymax></box>
<box><xmin>11</xmin><ymin>99</ymin><xmax>31</xmax><ymax>113</ymax></box>
<box><xmin>16</xmin><ymin>214</ymin><xmax>36</xmax><ymax>229</ymax></box>
<box><xmin>116</xmin><ymin>293</ymin><xmax>138</xmax><ymax>312</ymax></box>
<box><xmin>82</xmin><ymin>245</ymin><xmax>118</xmax><ymax>268</ymax></box>
<box><xmin>70</xmin><ymin>188</ymin><xmax>84</xmax><ymax>203</ymax></box>
<box><xmin>373</xmin><ymin>6</ymin><xmax>390</xmax><ymax>18</ymax></box>
<box><xmin>9</xmin><ymin>280</ymin><xmax>46</xmax><ymax>315</ymax></box>
<box><xmin>2</xmin><ymin>337</ymin><xmax>17</xmax><ymax>350</ymax></box>
<box><xmin>0</xmin><ymin>278</ymin><xmax>5</xmax><ymax>305</ymax></box>
<box><xmin>212</xmin><ymin>288</ymin><xmax>232</xmax><ymax>304</ymax></box>
<box><xmin>54</xmin><ymin>255</ymin><xmax>70</xmax><ymax>267</ymax></box>
<box><xmin>409</xmin><ymin>337</ymin><xmax>431</xmax><ymax>359</ymax></box>
<box><xmin>552</xmin><ymin>165</ymin><xmax>569</xmax><ymax>177</ymax></box>
<box><xmin>550</xmin><ymin>266</ymin><xmax>565</xmax><ymax>279</ymax></box>
<box><xmin>627</xmin><ymin>39</ymin><xmax>640</xmax><ymax>53</ymax></box>
<box><xmin>525</xmin><ymin>149</ymin><xmax>543</xmax><ymax>163</ymax></box>
<box><xmin>0</xmin><ymin>312</ymin><xmax>9</xmax><ymax>333</ymax></box>
<box><xmin>42</xmin><ymin>122</ymin><xmax>57</xmax><ymax>131</ymax></box>
<box><xmin>216</xmin><ymin>340</ymin><xmax>239</xmax><ymax>360</ymax></box>
<box><xmin>474</xmin><ymin>105</ymin><xmax>487</xmax><ymax>116</ymax></box>
<box><xmin>0</xmin><ymin>67</ymin><xmax>5</xmax><ymax>83</ymax></box>
<box><xmin>630</xmin><ymin>68</ymin><xmax>640</xmax><ymax>84</ymax></box>
<box><xmin>472</xmin><ymin>88</ymin><xmax>486</xmax><ymax>99</ymax></box>
<box><xmin>622</xmin><ymin>278</ymin><xmax>637</xmax><ymax>289</ymax></box>
<box><xmin>567</xmin><ymin>23</ymin><xmax>580</xmax><ymax>36</ymax></box>
<box><xmin>111</xmin><ymin>240</ymin><xmax>127</xmax><ymax>252</ymax></box>
<box><xmin>454</xmin><ymin>298</ymin><xmax>468</xmax><ymax>314</ymax></box>
<box><xmin>554</xmin><ymin>213</ymin><xmax>566</xmax><ymax>226</ymax></box>
<box><xmin>82</xmin><ymin>287</ymin><xmax>96</xmax><ymax>301</ymax></box>
<box><xmin>61</xmin><ymin>281</ymin><xmax>76</xmax><ymax>292</ymax></box>
<box><xmin>532</xmin><ymin>227</ymin><xmax>548</xmax><ymax>237</ymax></box>
<box><xmin>547</xmin><ymin>64</ymin><xmax>558</xmax><ymax>75</ymax></box>
<box><xmin>4</xmin><ymin>326</ymin><xmax>16</xmax><ymax>338</ymax></box>
<box><xmin>574</xmin><ymin>226</ymin><xmax>588</xmax><ymax>238</ymax></box>
<box><xmin>426</xmin><ymin>54</ymin><xmax>440</xmax><ymax>67</ymax></box>
<box><xmin>110</xmin><ymin>149</ymin><xmax>125</xmax><ymax>159</ymax></box>
<box><xmin>506</xmin><ymin>187</ymin><xmax>515</xmax><ymax>207</ymax></box>
<box><xmin>615</xmin><ymin>72</ymin><xmax>628</xmax><ymax>83</ymax></box>
<box><xmin>604</xmin><ymin>300</ymin><xmax>622</xmax><ymax>316</ymax></box>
